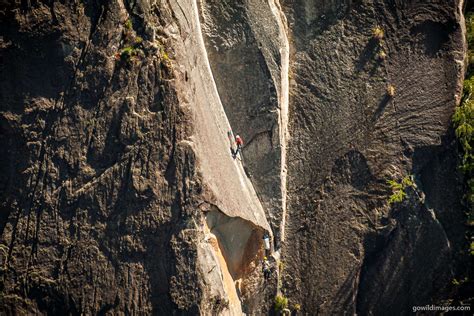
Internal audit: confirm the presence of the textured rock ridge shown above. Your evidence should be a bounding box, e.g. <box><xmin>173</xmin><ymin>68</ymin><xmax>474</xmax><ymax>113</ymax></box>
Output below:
<box><xmin>171</xmin><ymin>0</ymin><xmax>269</xmax><ymax>231</ymax></box>
<box><xmin>169</xmin><ymin>0</ymin><xmax>272</xmax><ymax>312</ymax></box>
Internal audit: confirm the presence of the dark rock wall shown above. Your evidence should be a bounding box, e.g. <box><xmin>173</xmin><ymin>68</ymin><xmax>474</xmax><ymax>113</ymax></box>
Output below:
<box><xmin>0</xmin><ymin>0</ymin><xmax>469</xmax><ymax>314</ymax></box>
<box><xmin>281</xmin><ymin>0</ymin><xmax>466</xmax><ymax>314</ymax></box>
<box><xmin>0</xmin><ymin>1</ymin><xmax>204</xmax><ymax>314</ymax></box>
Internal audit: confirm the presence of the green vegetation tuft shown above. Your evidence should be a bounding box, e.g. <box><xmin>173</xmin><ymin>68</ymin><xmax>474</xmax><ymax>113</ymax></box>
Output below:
<box><xmin>388</xmin><ymin>188</ymin><xmax>405</xmax><ymax>204</ymax></box>
<box><xmin>136</xmin><ymin>36</ymin><xmax>143</xmax><ymax>44</ymax></box>
<box><xmin>387</xmin><ymin>175</ymin><xmax>414</xmax><ymax>205</ymax></box>
<box><xmin>120</xmin><ymin>46</ymin><xmax>136</xmax><ymax>61</ymax></box>
<box><xmin>157</xmin><ymin>42</ymin><xmax>172</xmax><ymax>68</ymax></box>
<box><xmin>116</xmin><ymin>26</ymin><xmax>145</xmax><ymax>64</ymax></box>
<box><xmin>467</xmin><ymin>12</ymin><xmax>474</xmax><ymax>66</ymax></box>
<box><xmin>274</xmin><ymin>295</ymin><xmax>289</xmax><ymax>313</ymax></box>
<box><xmin>452</xmin><ymin>277</ymin><xmax>468</xmax><ymax>286</ymax></box>
<box><xmin>162</xmin><ymin>50</ymin><xmax>170</xmax><ymax>62</ymax></box>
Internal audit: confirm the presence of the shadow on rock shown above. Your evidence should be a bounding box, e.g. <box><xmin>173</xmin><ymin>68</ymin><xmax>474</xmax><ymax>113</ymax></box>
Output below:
<box><xmin>372</xmin><ymin>95</ymin><xmax>391</xmax><ymax>122</ymax></box>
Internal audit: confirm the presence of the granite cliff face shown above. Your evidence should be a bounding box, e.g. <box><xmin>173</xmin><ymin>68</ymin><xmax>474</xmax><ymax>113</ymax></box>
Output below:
<box><xmin>0</xmin><ymin>0</ymin><xmax>470</xmax><ymax>314</ymax></box>
<box><xmin>280</xmin><ymin>0</ymin><xmax>468</xmax><ymax>314</ymax></box>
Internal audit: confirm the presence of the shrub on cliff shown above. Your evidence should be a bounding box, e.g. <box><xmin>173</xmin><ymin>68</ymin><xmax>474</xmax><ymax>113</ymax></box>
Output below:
<box><xmin>387</xmin><ymin>175</ymin><xmax>414</xmax><ymax>204</ymax></box>
<box><xmin>274</xmin><ymin>295</ymin><xmax>289</xmax><ymax>314</ymax></box>
<box><xmin>124</xmin><ymin>19</ymin><xmax>132</xmax><ymax>30</ymax></box>
<box><xmin>117</xmin><ymin>28</ymin><xmax>145</xmax><ymax>64</ymax></box>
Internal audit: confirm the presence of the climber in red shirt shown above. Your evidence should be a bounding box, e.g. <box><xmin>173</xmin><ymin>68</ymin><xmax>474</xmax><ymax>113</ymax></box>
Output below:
<box><xmin>233</xmin><ymin>135</ymin><xmax>243</xmax><ymax>158</ymax></box>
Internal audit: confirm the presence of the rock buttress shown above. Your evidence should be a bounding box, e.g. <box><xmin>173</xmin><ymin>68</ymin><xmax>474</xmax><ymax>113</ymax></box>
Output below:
<box><xmin>170</xmin><ymin>0</ymin><xmax>272</xmax><ymax>313</ymax></box>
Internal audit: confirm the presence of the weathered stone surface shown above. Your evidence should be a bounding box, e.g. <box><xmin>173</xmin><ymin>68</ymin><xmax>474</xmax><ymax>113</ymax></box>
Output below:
<box><xmin>199</xmin><ymin>0</ymin><xmax>289</xmax><ymax>245</ymax></box>
<box><xmin>0</xmin><ymin>0</ymin><xmax>205</xmax><ymax>312</ymax></box>
<box><xmin>0</xmin><ymin>0</ymin><xmax>273</xmax><ymax>313</ymax></box>
<box><xmin>280</xmin><ymin>0</ymin><xmax>467</xmax><ymax>314</ymax></box>
<box><xmin>0</xmin><ymin>0</ymin><xmax>470</xmax><ymax>314</ymax></box>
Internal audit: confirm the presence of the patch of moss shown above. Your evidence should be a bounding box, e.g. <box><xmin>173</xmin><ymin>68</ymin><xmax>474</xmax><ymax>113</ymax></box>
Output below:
<box><xmin>117</xmin><ymin>34</ymin><xmax>145</xmax><ymax>64</ymax></box>
<box><xmin>467</xmin><ymin>12</ymin><xmax>474</xmax><ymax>66</ymax></box>
<box><xmin>120</xmin><ymin>46</ymin><xmax>136</xmax><ymax>61</ymax></box>
<box><xmin>452</xmin><ymin>277</ymin><xmax>468</xmax><ymax>286</ymax></box>
<box><xmin>157</xmin><ymin>42</ymin><xmax>172</xmax><ymax>68</ymax></box>
<box><xmin>124</xmin><ymin>19</ymin><xmax>132</xmax><ymax>30</ymax></box>
<box><xmin>274</xmin><ymin>295</ymin><xmax>289</xmax><ymax>313</ymax></box>
<box><xmin>293</xmin><ymin>303</ymin><xmax>301</xmax><ymax>312</ymax></box>
<box><xmin>162</xmin><ymin>50</ymin><xmax>170</xmax><ymax>62</ymax></box>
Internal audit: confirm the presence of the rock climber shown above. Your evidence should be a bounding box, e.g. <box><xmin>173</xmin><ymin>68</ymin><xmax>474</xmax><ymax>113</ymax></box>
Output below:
<box><xmin>262</xmin><ymin>256</ymin><xmax>271</xmax><ymax>280</ymax></box>
<box><xmin>233</xmin><ymin>134</ymin><xmax>243</xmax><ymax>158</ymax></box>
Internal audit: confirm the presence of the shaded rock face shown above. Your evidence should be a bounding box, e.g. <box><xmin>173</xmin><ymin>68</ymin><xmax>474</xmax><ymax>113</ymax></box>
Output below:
<box><xmin>0</xmin><ymin>1</ymin><xmax>206</xmax><ymax>314</ymax></box>
<box><xmin>0</xmin><ymin>0</ymin><xmax>469</xmax><ymax>315</ymax></box>
<box><xmin>280</xmin><ymin>0</ymin><xmax>467</xmax><ymax>314</ymax></box>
